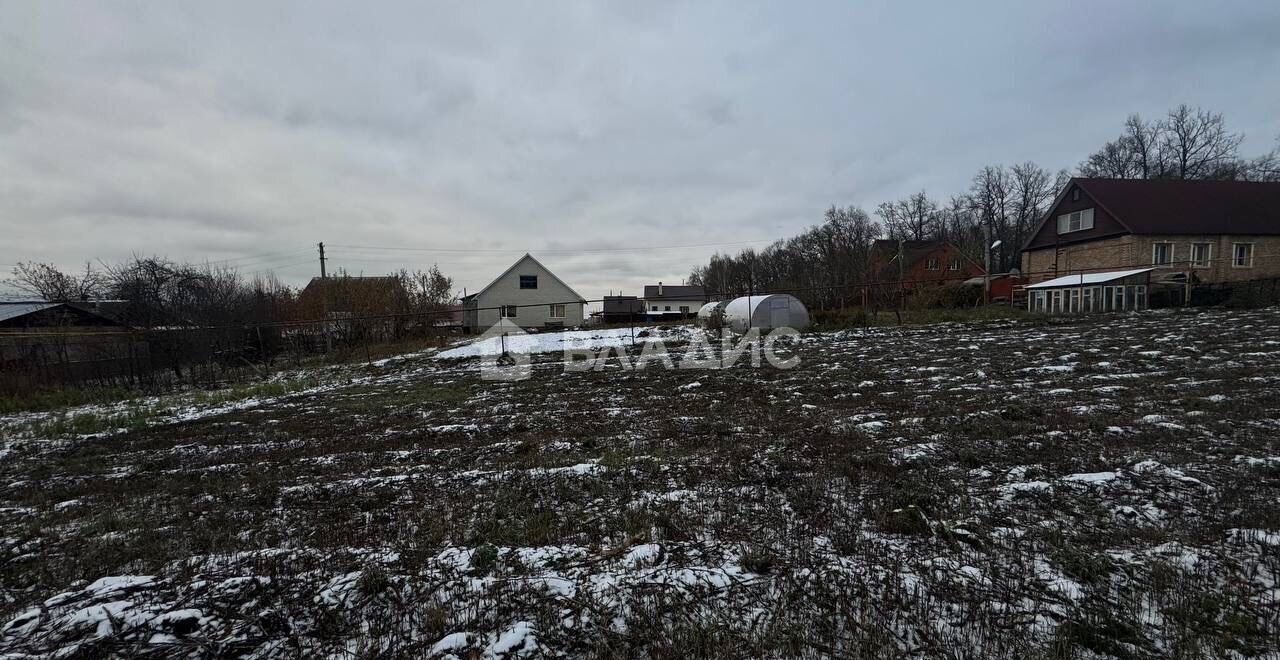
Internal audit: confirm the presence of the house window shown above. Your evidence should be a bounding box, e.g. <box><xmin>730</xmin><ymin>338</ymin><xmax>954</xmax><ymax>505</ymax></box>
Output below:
<box><xmin>1136</xmin><ymin>285</ymin><xmax>1147</xmax><ymax>310</ymax></box>
<box><xmin>1152</xmin><ymin>242</ymin><xmax>1174</xmax><ymax>267</ymax></box>
<box><xmin>1072</xmin><ymin>189</ymin><xmax>1080</xmax><ymax>201</ymax></box>
<box><xmin>549</xmin><ymin>304</ymin><xmax>566</xmax><ymax>318</ymax></box>
<box><xmin>664</xmin><ymin>306</ymin><xmax>671</xmax><ymax>311</ymax></box>
<box><xmin>948</xmin><ymin>258</ymin><xmax>960</xmax><ymax>271</ymax></box>
<box><xmin>500</xmin><ymin>305</ymin><xmax>517</xmax><ymax>318</ymax></box>
<box><xmin>1030</xmin><ymin>291</ymin><xmax>1045</xmax><ymax>312</ymax></box>
<box><xmin>926</xmin><ymin>258</ymin><xmax>939</xmax><ymax>271</ymax></box>
<box><xmin>519</xmin><ymin>275</ymin><xmax>538</xmax><ymax>289</ymax></box>
<box><xmin>1113</xmin><ymin>287</ymin><xmax>1124</xmax><ymax>311</ymax></box>
<box><xmin>1232</xmin><ymin>243</ymin><xmax>1254</xmax><ymax>268</ymax></box>
<box><xmin>679</xmin><ymin>306</ymin><xmax>690</xmax><ymax>314</ymax></box>
<box><xmin>1082</xmin><ymin>287</ymin><xmax>1092</xmax><ymax>312</ymax></box>
<box><xmin>1190</xmin><ymin>242</ymin><xmax>1212</xmax><ymax>268</ymax></box>
<box><xmin>651</xmin><ymin>306</ymin><xmax>658</xmax><ymax>311</ymax></box>
<box><xmin>1056</xmin><ymin>208</ymin><xmax>1095</xmax><ymax>234</ymax></box>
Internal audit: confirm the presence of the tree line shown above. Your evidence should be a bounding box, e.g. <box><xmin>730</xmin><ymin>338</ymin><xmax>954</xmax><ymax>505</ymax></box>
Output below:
<box><xmin>690</xmin><ymin>104</ymin><xmax>1280</xmax><ymax>303</ymax></box>
<box><xmin>5</xmin><ymin>258</ymin><xmax>455</xmax><ymax>329</ymax></box>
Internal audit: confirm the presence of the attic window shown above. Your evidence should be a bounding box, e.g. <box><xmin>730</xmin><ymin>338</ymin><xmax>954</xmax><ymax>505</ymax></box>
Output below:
<box><xmin>1072</xmin><ymin>189</ymin><xmax>1080</xmax><ymax>201</ymax></box>
<box><xmin>1056</xmin><ymin>208</ymin><xmax>1095</xmax><ymax>234</ymax></box>
<box><xmin>948</xmin><ymin>258</ymin><xmax>960</xmax><ymax>271</ymax></box>
<box><xmin>519</xmin><ymin>275</ymin><xmax>538</xmax><ymax>289</ymax></box>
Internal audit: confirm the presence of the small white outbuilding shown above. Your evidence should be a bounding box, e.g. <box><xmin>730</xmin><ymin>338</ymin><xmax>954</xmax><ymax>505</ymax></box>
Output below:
<box><xmin>722</xmin><ymin>294</ymin><xmax>810</xmax><ymax>334</ymax></box>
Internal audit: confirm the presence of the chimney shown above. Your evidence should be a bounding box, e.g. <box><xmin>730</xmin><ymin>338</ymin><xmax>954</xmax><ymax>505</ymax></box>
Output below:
<box><xmin>658</xmin><ymin>281</ymin><xmax>663</xmax><ymax>296</ymax></box>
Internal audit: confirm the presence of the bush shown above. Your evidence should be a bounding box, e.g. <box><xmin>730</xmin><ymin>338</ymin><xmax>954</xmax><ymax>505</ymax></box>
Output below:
<box><xmin>905</xmin><ymin>283</ymin><xmax>983</xmax><ymax>309</ymax></box>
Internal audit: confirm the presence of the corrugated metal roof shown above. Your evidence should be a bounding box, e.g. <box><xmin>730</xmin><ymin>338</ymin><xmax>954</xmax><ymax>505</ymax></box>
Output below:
<box><xmin>1025</xmin><ymin>269</ymin><xmax>1153</xmax><ymax>289</ymax></box>
<box><xmin>0</xmin><ymin>302</ymin><xmax>60</xmax><ymax>323</ymax></box>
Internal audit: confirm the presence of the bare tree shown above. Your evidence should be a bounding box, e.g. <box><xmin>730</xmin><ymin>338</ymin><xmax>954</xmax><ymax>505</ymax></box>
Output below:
<box><xmin>1010</xmin><ymin>162</ymin><xmax>1056</xmax><ymax>255</ymax></box>
<box><xmin>1160</xmin><ymin>105</ymin><xmax>1244</xmax><ymax>179</ymax></box>
<box><xmin>875</xmin><ymin>190</ymin><xmax>940</xmax><ymax>241</ymax></box>
<box><xmin>1080</xmin><ymin>106</ymin><xmax>1251</xmax><ymax>181</ymax></box>
<box><xmin>969</xmin><ymin>166</ymin><xmax>1014</xmax><ymax>271</ymax></box>
<box><xmin>396</xmin><ymin>265</ymin><xmax>455</xmax><ymax>316</ymax></box>
<box><xmin>7</xmin><ymin>262</ymin><xmax>105</xmax><ymax>301</ymax></box>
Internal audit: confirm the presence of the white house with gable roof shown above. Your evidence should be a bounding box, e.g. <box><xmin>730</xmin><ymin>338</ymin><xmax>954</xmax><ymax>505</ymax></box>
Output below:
<box><xmin>461</xmin><ymin>254</ymin><xmax>587</xmax><ymax>331</ymax></box>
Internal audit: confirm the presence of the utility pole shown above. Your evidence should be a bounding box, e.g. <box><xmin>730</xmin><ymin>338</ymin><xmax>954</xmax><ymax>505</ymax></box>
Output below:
<box><xmin>318</xmin><ymin>242</ymin><xmax>330</xmax><ymax>353</ymax></box>
<box><xmin>897</xmin><ymin>239</ymin><xmax>905</xmax><ymax>315</ymax></box>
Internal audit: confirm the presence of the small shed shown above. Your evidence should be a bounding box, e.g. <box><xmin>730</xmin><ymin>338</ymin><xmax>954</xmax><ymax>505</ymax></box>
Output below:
<box><xmin>722</xmin><ymin>294</ymin><xmax>811</xmax><ymax>334</ymax></box>
<box><xmin>1026</xmin><ymin>269</ymin><xmax>1153</xmax><ymax>314</ymax></box>
<box><xmin>602</xmin><ymin>295</ymin><xmax>645</xmax><ymax>323</ymax></box>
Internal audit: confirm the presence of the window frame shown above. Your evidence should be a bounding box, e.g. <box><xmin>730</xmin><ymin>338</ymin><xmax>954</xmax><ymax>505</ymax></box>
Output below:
<box><xmin>1151</xmin><ymin>241</ymin><xmax>1174</xmax><ymax>267</ymax></box>
<box><xmin>518</xmin><ymin>275</ymin><xmax>538</xmax><ymax>290</ymax></box>
<box><xmin>549</xmin><ymin>303</ymin><xmax>566</xmax><ymax>318</ymax></box>
<box><xmin>925</xmin><ymin>257</ymin><xmax>940</xmax><ymax>271</ymax></box>
<box><xmin>1232</xmin><ymin>242</ymin><xmax>1255</xmax><ymax>268</ymax></box>
<box><xmin>1056</xmin><ymin>208</ymin><xmax>1095</xmax><ymax>235</ymax></box>
<box><xmin>500</xmin><ymin>305</ymin><xmax>518</xmax><ymax>318</ymax></box>
<box><xmin>1189</xmin><ymin>242</ymin><xmax>1212</xmax><ymax>269</ymax></box>
<box><xmin>947</xmin><ymin>258</ymin><xmax>960</xmax><ymax>271</ymax></box>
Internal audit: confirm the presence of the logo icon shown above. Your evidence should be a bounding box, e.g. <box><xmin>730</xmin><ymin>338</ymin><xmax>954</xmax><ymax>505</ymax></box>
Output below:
<box><xmin>476</xmin><ymin>318</ymin><xmax>532</xmax><ymax>381</ymax></box>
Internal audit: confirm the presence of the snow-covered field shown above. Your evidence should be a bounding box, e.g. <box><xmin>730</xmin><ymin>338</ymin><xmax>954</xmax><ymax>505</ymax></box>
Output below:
<box><xmin>436</xmin><ymin>325</ymin><xmax>692</xmax><ymax>359</ymax></box>
<box><xmin>2</xmin><ymin>308</ymin><xmax>1279</xmax><ymax>658</ymax></box>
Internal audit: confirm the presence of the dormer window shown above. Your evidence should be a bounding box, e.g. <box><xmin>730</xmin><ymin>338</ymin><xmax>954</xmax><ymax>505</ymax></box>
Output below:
<box><xmin>1056</xmin><ymin>208</ymin><xmax>1095</xmax><ymax>234</ymax></box>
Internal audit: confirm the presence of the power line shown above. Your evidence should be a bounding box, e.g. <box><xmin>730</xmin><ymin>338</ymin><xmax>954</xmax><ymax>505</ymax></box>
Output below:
<box><xmin>327</xmin><ymin>239</ymin><xmax>780</xmax><ymax>254</ymax></box>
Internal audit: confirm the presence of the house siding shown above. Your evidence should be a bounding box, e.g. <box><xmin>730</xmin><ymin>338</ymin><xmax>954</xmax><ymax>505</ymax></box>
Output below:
<box><xmin>465</xmin><ymin>257</ymin><xmax>585</xmax><ymax>330</ymax></box>
<box><xmin>643</xmin><ymin>298</ymin><xmax>703</xmax><ymax>314</ymax></box>
<box><xmin>1023</xmin><ymin>234</ymin><xmax>1280</xmax><ymax>283</ymax></box>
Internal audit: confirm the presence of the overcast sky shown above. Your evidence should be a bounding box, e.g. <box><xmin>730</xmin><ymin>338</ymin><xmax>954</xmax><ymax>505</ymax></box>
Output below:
<box><xmin>2</xmin><ymin>1</ymin><xmax>1278</xmax><ymax>301</ymax></box>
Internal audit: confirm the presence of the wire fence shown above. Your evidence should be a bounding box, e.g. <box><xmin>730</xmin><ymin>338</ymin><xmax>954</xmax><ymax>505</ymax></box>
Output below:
<box><xmin>4</xmin><ymin>258</ymin><xmax>1280</xmax><ymax>397</ymax></box>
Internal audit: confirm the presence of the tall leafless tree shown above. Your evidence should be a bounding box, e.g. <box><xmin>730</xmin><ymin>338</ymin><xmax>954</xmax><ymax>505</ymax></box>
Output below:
<box><xmin>7</xmin><ymin>262</ymin><xmax>105</xmax><ymax>301</ymax></box>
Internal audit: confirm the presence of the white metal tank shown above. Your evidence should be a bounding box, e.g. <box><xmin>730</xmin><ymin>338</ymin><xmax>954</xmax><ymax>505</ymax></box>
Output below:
<box><xmin>696</xmin><ymin>300</ymin><xmax>729</xmax><ymax>327</ymax></box>
<box><xmin>722</xmin><ymin>294</ymin><xmax>810</xmax><ymax>334</ymax></box>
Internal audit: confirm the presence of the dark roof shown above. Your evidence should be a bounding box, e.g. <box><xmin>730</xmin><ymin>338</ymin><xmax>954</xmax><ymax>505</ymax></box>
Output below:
<box><xmin>869</xmin><ymin>240</ymin><xmax>957</xmax><ymax>269</ymax></box>
<box><xmin>0</xmin><ymin>301</ymin><xmax>127</xmax><ymax>327</ymax></box>
<box><xmin>66</xmin><ymin>300</ymin><xmax>131</xmax><ymax>324</ymax></box>
<box><xmin>643</xmin><ymin>284</ymin><xmax>705</xmax><ymax>300</ymax></box>
<box><xmin>1075</xmin><ymin>178</ymin><xmax>1280</xmax><ymax>235</ymax></box>
<box><xmin>0</xmin><ymin>302</ymin><xmax>58</xmax><ymax>323</ymax></box>
<box><xmin>302</xmin><ymin>276</ymin><xmax>403</xmax><ymax>295</ymax></box>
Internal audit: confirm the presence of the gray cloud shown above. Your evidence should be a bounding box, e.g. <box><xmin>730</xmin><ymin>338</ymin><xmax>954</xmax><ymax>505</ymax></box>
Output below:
<box><xmin>2</xmin><ymin>1</ymin><xmax>1278</xmax><ymax>300</ymax></box>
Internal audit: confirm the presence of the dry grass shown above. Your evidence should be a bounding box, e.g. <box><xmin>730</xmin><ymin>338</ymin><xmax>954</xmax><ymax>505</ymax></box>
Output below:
<box><xmin>1</xmin><ymin>307</ymin><xmax>1279</xmax><ymax>658</ymax></box>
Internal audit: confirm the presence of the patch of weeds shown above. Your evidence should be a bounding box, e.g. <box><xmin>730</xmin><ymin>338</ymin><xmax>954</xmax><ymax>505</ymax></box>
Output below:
<box><xmin>739</xmin><ymin>545</ymin><xmax>775</xmax><ymax>575</ymax></box>
<box><xmin>191</xmin><ymin>376</ymin><xmax>321</xmax><ymax>407</ymax></box>
<box><xmin>469</xmin><ymin>544</ymin><xmax>499</xmax><ymax>576</ymax></box>
<box><xmin>29</xmin><ymin>406</ymin><xmax>154</xmax><ymax>438</ymax></box>
<box><xmin>0</xmin><ymin>385</ymin><xmax>137</xmax><ymax>415</ymax></box>
<box><xmin>521</xmin><ymin>511</ymin><xmax>556</xmax><ymax>547</ymax></box>
<box><xmin>356</xmin><ymin>564</ymin><xmax>390</xmax><ymax>596</ymax></box>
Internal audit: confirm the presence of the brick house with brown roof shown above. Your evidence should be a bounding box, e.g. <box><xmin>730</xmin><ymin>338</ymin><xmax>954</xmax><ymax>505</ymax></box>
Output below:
<box><xmin>1022</xmin><ymin>178</ymin><xmax>1280</xmax><ymax>285</ymax></box>
<box><xmin>868</xmin><ymin>240</ymin><xmax>985</xmax><ymax>290</ymax></box>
